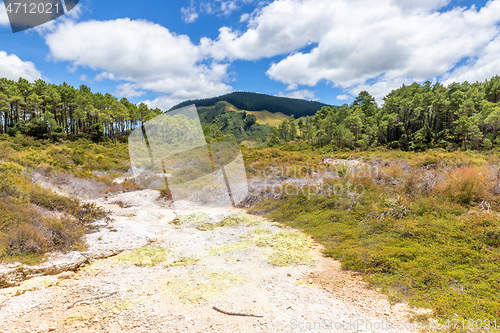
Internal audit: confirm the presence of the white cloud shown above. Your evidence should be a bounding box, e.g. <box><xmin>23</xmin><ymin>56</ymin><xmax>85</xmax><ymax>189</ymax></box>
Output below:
<box><xmin>347</xmin><ymin>76</ymin><xmax>417</xmax><ymax>103</ymax></box>
<box><xmin>0</xmin><ymin>51</ymin><xmax>42</xmax><ymax>81</ymax></box>
<box><xmin>94</xmin><ymin>72</ymin><xmax>116</xmax><ymax>81</ymax></box>
<box><xmin>181</xmin><ymin>6</ymin><xmax>199</xmax><ymax>23</ymax></box>
<box><xmin>266</xmin><ymin>0</ymin><xmax>500</xmax><ymax>88</ymax></box>
<box><xmin>278</xmin><ymin>89</ymin><xmax>316</xmax><ymax>100</ymax></box>
<box><xmin>204</xmin><ymin>0</ymin><xmax>500</xmax><ymax>100</ymax></box>
<box><xmin>33</xmin><ymin>3</ymin><xmax>83</xmax><ymax>34</ymax></box>
<box><xmin>182</xmin><ymin>0</ymin><xmax>257</xmax><ymax>25</ymax></box>
<box><xmin>220</xmin><ymin>1</ymin><xmax>238</xmax><ymax>15</ymax></box>
<box><xmin>442</xmin><ymin>33</ymin><xmax>500</xmax><ymax>85</ymax></box>
<box><xmin>336</xmin><ymin>94</ymin><xmax>351</xmax><ymax>101</ymax></box>
<box><xmin>390</xmin><ymin>0</ymin><xmax>451</xmax><ymax>13</ymax></box>
<box><xmin>116</xmin><ymin>83</ymin><xmax>146</xmax><ymax>98</ymax></box>
<box><xmin>201</xmin><ymin>0</ymin><xmax>335</xmax><ymax>61</ymax></box>
<box><xmin>0</xmin><ymin>2</ymin><xmax>9</xmax><ymax>26</ymax></box>
<box><xmin>45</xmin><ymin>18</ymin><xmax>232</xmax><ymax>110</ymax></box>
<box><xmin>141</xmin><ymin>96</ymin><xmax>186</xmax><ymax>111</ymax></box>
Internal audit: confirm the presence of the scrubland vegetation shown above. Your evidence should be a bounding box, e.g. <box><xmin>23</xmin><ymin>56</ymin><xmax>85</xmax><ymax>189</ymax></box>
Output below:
<box><xmin>0</xmin><ymin>134</ymin><xmax>136</xmax><ymax>264</ymax></box>
<box><xmin>247</xmin><ymin>147</ymin><xmax>500</xmax><ymax>322</ymax></box>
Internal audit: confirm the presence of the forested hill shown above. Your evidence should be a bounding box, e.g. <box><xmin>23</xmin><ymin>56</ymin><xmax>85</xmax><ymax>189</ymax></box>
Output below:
<box><xmin>170</xmin><ymin>91</ymin><xmax>329</xmax><ymax>118</ymax></box>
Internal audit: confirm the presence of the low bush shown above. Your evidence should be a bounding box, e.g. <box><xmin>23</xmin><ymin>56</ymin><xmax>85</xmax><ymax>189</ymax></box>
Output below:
<box><xmin>0</xmin><ymin>200</ymin><xmax>87</xmax><ymax>262</ymax></box>
<box><xmin>438</xmin><ymin>167</ymin><xmax>490</xmax><ymax>205</ymax></box>
<box><xmin>0</xmin><ymin>159</ymin><xmax>107</xmax><ymax>264</ymax></box>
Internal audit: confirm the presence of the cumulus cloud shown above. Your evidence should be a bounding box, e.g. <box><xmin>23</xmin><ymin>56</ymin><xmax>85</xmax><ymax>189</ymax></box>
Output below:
<box><xmin>45</xmin><ymin>18</ymin><xmax>232</xmax><ymax>110</ymax></box>
<box><xmin>336</xmin><ymin>94</ymin><xmax>351</xmax><ymax>101</ymax></box>
<box><xmin>33</xmin><ymin>2</ymin><xmax>83</xmax><ymax>34</ymax></box>
<box><xmin>94</xmin><ymin>72</ymin><xmax>116</xmax><ymax>81</ymax></box>
<box><xmin>140</xmin><ymin>96</ymin><xmax>186</xmax><ymax>111</ymax></box>
<box><xmin>442</xmin><ymin>34</ymin><xmax>500</xmax><ymax>85</ymax></box>
<box><xmin>347</xmin><ymin>76</ymin><xmax>417</xmax><ymax>103</ymax></box>
<box><xmin>278</xmin><ymin>89</ymin><xmax>316</xmax><ymax>100</ymax></box>
<box><xmin>116</xmin><ymin>83</ymin><xmax>146</xmax><ymax>98</ymax></box>
<box><xmin>0</xmin><ymin>51</ymin><xmax>42</xmax><ymax>81</ymax></box>
<box><xmin>390</xmin><ymin>0</ymin><xmax>451</xmax><ymax>13</ymax></box>
<box><xmin>201</xmin><ymin>0</ymin><xmax>335</xmax><ymax>61</ymax></box>
<box><xmin>203</xmin><ymin>0</ymin><xmax>500</xmax><ymax>101</ymax></box>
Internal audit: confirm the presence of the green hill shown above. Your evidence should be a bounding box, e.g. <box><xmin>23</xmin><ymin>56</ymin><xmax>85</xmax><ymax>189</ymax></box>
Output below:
<box><xmin>171</xmin><ymin>91</ymin><xmax>329</xmax><ymax>118</ymax></box>
<box><xmin>197</xmin><ymin>101</ymin><xmax>273</xmax><ymax>144</ymax></box>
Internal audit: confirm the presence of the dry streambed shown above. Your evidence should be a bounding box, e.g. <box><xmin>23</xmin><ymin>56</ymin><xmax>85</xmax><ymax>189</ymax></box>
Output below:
<box><xmin>0</xmin><ymin>190</ymin><xmax>426</xmax><ymax>333</ymax></box>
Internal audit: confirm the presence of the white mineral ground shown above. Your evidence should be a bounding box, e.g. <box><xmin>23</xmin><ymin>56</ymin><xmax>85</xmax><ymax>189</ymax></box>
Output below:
<box><xmin>0</xmin><ymin>176</ymin><xmax>431</xmax><ymax>333</ymax></box>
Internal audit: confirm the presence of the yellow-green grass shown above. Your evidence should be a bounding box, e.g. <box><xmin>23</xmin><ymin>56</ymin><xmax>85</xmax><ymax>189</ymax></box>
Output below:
<box><xmin>0</xmin><ymin>134</ymin><xmax>132</xmax><ymax>180</ymax></box>
<box><xmin>233</xmin><ymin>109</ymin><xmax>306</xmax><ymax>127</ymax></box>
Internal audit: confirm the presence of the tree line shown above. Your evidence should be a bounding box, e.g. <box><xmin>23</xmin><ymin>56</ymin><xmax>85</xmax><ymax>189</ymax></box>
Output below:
<box><xmin>270</xmin><ymin>76</ymin><xmax>500</xmax><ymax>151</ymax></box>
<box><xmin>0</xmin><ymin>78</ymin><xmax>162</xmax><ymax>142</ymax></box>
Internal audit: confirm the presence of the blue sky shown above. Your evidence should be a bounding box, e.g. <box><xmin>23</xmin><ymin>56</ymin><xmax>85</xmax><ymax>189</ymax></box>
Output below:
<box><xmin>1</xmin><ymin>0</ymin><xmax>499</xmax><ymax>110</ymax></box>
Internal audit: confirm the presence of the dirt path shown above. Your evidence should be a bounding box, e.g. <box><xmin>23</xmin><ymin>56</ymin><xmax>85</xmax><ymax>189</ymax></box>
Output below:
<box><xmin>0</xmin><ymin>190</ymin><xmax>429</xmax><ymax>333</ymax></box>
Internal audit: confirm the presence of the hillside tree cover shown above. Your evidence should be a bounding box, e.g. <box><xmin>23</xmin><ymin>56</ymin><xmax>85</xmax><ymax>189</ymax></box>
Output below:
<box><xmin>272</xmin><ymin>76</ymin><xmax>500</xmax><ymax>151</ymax></box>
<box><xmin>171</xmin><ymin>91</ymin><xmax>328</xmax><ymax>118</ymax></box>
<box><xmin>0</xmin><ymin>77</ymin><xmax>163</xmax><ymax>142</ymax></box>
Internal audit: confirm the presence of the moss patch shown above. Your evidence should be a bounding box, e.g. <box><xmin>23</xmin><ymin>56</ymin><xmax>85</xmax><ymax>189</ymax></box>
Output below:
<box><xmin>217</xmin><ymin>212</ymin><xmax>262</xmax><ymax>227</ymax></box>
<box><xmin>111</xmin><ymin>246</ymin><xmax>169</xmax><ymax>266</ymax></box>
<box><xmin>165</xmin><ymin>257</ymin><xmax>201</xmax><ymax>267</ymax></box>
<box><xmin>195</xmin><ymin>213</ymin><xmax>263</xmax><ymax>231</ymax></box>
<box><xmin>173</xmin><ymin>212</ymin><xmax>209</xmax><ymax>226</ymax></box>
<box><xmin>252</xmin><ymin>227</ymin><xmax>274</xmax><ymax>235</ymax></box>
<box><xmin>254</xmin><ymin>231</ymin><xmax>313</xmax><ymax>267</ymax></box>
<box><xmin>196</xmin><ymin>222</ymin><xmax>216</xmax><ymax>231</ymax></box>
<box><xmin>163</xmin><ymin>270</ymin><xmax>245</xmax><ymax>304</ymax></box>
<box><xmin>209</xmin><ymin>241</ymin><xmax>251</xmax><ymax>255</ymax></box>
<box><xmin>63</xmin><ymin>313</ymin><xmax>91</xmax><ymax>325</ymax></box>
